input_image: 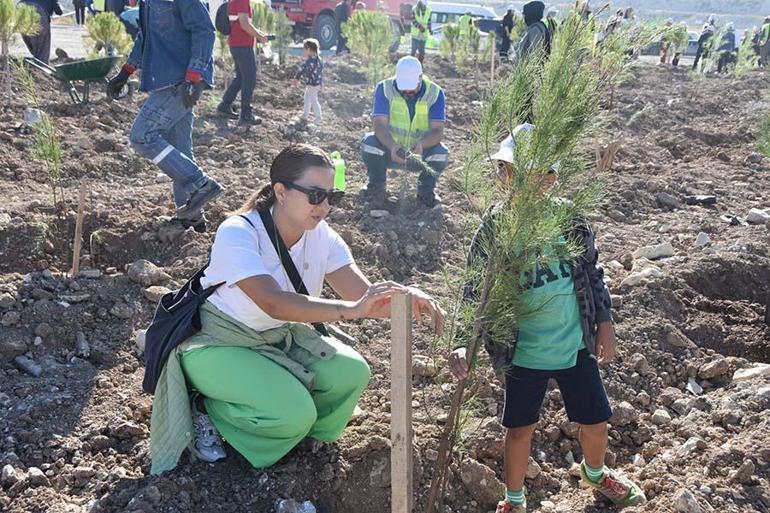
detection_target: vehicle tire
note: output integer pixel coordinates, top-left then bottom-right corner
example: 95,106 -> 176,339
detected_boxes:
315,13 -> 337,51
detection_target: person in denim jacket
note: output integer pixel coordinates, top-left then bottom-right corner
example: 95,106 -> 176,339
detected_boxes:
107,0 -> 223,233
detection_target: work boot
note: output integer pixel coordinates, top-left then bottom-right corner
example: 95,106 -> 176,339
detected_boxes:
216,105 -> 238,120
495,499 -> 526,513
238,115 -> 263,127
417,190 -> 441,208
176,179 -> 224,220
188,393 -> 227,463
580,463 -> 646,506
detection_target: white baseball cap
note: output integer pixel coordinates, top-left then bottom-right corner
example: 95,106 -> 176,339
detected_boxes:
395,56 -> 423,91
490,123 -> 534,163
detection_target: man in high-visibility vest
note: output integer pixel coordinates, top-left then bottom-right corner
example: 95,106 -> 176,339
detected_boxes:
411,0 -> 432,64
458,10 -> 474,37
360,56 -> 449,208
760,16 -> 770,65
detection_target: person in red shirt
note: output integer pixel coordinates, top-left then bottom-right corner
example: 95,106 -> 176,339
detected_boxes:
217,0 -> 269,126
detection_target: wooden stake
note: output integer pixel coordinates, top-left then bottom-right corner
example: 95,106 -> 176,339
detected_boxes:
70,182 -> 86,277
391,292 -> 413,513
490,36 -> 496,85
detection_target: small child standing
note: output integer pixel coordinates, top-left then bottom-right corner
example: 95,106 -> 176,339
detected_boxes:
293,38 -> 323,124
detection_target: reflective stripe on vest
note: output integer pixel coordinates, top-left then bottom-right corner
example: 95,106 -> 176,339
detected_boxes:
382,78 -> 441,148
411,6 -> 432,41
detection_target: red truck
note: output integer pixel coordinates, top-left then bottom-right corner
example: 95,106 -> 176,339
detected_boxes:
271,0 -> 414,51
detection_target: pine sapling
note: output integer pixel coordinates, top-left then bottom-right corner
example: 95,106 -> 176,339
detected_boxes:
85,12 -> 132,57
273,7 -> 293,67
0,0 -> 39,102
342,10 -> 392,87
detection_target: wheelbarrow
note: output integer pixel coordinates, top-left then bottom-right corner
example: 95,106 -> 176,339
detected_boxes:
23,56 -> 121,105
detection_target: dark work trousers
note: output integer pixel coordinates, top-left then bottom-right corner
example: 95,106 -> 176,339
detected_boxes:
500,36 -> 511,58
336,33 -> 349,55
220,46 -> 257,121
74,3 -> 86,24
21,3 -> 51,63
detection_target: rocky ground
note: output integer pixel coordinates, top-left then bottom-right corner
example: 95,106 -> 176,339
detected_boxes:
0,53 -> 768,513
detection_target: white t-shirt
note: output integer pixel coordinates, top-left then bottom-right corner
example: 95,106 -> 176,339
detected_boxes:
201,210 -> 355,332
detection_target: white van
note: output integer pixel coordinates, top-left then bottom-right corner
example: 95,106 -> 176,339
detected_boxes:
428,2 -> 498,26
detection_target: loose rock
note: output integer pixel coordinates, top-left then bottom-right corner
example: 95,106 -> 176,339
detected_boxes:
633,242 -> 675,260
460,458 -> 505,509
698,358 -> 729,380
127,259 -> 172,287
609,401 -> 638,427
674,489 -> 704,513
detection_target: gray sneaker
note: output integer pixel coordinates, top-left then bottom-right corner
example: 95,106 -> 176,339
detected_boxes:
176,179 -> 223,220
189,394 -> 226,463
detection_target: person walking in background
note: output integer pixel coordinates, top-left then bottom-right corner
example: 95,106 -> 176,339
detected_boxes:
293,38 -> 324,125
517,1 -> 551,61
73,0 -> 86,25
717,22 -> 737,74
410,0 -> 432,64
217,0 -> 269,126
760,16 -> 770,66
335,0 -> 351,55
20,0 -> 62,64
693,22 -> 714,71
500,5 -> 516,59
106,0 -> 222,233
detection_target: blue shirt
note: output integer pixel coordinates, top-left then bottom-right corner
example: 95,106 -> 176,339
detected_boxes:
127,0 -> 215,92
372,80 -> 446,122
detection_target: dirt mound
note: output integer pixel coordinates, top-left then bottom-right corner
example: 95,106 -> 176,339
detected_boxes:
1,56 -> 769,513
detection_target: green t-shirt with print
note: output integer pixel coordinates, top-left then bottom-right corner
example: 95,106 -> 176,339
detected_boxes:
512,250 -> 585,370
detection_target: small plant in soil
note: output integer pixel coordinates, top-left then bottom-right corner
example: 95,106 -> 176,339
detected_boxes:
85,12 -> 132,58
272,7 -> 293,67
0,0 -> 39,102
342,10 -> 393,87
14,60 -> 65,214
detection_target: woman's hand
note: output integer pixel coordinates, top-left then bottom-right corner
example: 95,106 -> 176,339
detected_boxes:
448,347 -> 470,381
408,287 -> 445,336
352,281 -> 409,319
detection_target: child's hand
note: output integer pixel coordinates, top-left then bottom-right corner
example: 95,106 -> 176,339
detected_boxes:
596,321 -> 616,365
448,347 -> 470,381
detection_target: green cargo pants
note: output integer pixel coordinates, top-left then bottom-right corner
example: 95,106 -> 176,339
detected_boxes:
180,337 -> 371,468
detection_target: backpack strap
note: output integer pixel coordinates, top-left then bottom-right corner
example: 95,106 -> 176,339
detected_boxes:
243,212 -> 330,337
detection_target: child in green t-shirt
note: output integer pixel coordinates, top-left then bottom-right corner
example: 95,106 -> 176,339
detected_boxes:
448,124 -> 645,513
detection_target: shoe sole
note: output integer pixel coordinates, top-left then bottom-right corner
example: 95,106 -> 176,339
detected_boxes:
176,183 -> 224,219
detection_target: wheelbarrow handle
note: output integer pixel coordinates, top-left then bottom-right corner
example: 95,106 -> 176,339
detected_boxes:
23,57 -> 58,76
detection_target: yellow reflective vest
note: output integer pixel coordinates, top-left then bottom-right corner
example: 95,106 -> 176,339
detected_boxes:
411,5 -> 432,41
93,0 -> 106,12
382,77 -> 441,148
458,14 -> 473,36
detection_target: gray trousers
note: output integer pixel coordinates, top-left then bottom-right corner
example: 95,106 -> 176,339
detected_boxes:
22,3 -> 51,64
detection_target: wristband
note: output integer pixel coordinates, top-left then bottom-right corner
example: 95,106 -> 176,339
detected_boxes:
122,64 -> 136,74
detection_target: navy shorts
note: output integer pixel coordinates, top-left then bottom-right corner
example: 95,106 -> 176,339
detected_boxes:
502,349 -> 612,428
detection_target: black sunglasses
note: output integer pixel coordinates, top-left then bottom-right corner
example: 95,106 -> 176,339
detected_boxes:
282,182 -> 345,206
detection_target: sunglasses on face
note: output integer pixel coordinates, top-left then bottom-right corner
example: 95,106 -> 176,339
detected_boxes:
282,182 -> 345,206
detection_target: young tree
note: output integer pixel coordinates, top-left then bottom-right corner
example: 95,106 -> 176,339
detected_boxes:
0,0 -> 39,101
342,10 -> 392,87
425,13 -> 613,512
273,6 -> 293,67
85,12 -> 132,57
439,23 -> 461,63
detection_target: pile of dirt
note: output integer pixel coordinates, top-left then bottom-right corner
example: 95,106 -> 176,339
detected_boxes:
0,56 -> 769,513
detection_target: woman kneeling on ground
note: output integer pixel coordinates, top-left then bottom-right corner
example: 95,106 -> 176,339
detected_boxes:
150,143 -> 443,474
